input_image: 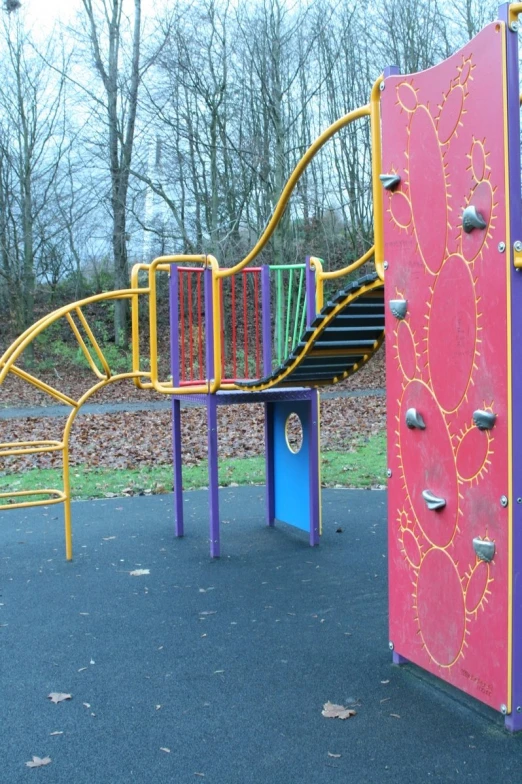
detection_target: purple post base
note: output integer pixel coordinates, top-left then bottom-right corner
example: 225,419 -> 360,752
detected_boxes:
264,401 -> 275,527
207,395 -> 220,557
172,398 -> 184,536
392,651 -> 408,666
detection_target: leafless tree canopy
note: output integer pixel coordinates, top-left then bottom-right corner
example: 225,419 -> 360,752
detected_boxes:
0,0 -> 499,345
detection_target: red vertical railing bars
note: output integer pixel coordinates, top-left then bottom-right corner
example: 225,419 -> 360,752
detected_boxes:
187,271 -> 194,379
179,269 -> 186,380
220,279 -> 226,379
231,275 -> 237,379
254,271 -> 260,376
176,266 -> 263,385
197,272 -> 203,376
243,271 -> 249,378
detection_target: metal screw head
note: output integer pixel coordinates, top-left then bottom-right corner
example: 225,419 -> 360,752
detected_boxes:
389,641 -> 394,651
383,261 -> 389,270
510,21 -> 519,32
517,706 -> 522,713
380,82 -> 385,91
501,704 -> 508,715
515,241 -> 522,252
498,242 -> 506,253
501,495 -> 509,508
387,468 -> 392,478
517,498 -> 522,505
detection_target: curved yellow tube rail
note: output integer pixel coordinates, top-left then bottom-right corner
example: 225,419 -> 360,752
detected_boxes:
371,76 -> 385,280
217,104 -> 371,279
310,245 -> 376,315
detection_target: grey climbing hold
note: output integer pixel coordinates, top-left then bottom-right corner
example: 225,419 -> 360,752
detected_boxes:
473,538 -> 495,563
380,173 -> 401,191
422,489 -> 446,511
462,205 -> 487,233
405,408 -> 426,430
473,410 -> 496,430
389,299 -> 407,319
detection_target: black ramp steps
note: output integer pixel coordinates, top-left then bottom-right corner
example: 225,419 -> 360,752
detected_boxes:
234,271 -> 385,391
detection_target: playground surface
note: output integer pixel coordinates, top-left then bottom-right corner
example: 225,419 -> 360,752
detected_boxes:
1,487 -> 521,783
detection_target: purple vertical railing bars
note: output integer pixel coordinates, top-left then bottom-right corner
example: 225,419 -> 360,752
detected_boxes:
261,265 -> 272,376
305,256 -> 317,327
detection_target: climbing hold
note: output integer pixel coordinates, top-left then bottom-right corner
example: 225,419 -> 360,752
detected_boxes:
462,205 -> 487,233
389,299 -> 408,319
473,410 -> 497,430
380,173 -> 401,191
421,489 -> 446,511
473,538 -> 495,563
405,408 -> 426,430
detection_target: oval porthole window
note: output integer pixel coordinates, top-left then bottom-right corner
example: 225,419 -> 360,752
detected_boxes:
285,412 -> 303,454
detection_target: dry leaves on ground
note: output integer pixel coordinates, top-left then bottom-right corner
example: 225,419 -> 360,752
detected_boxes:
0,395 -> 385,475
26,756 -> 51,768
48,693 -> 72,704
322,701 -> 357,719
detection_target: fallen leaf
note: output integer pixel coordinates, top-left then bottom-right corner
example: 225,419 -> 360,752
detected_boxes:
26,756 -> 51,768
160,747 -> 171,753
102,536 -> 116,541
77,667 -> 87,673
155,705 -> 162,710
129,569 -> 150,576
380,679 -> 390,684
48,693 -> 71,704
390,713 -> 401,719
328,752 -> 341,758
322,701 -> 356,719
83,703 -> 91,708
49,732 -> 63,736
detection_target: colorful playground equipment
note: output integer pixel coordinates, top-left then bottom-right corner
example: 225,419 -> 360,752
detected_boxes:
3,1 -> 522,730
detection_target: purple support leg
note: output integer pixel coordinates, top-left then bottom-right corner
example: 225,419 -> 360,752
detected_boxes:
499,2 -> 522,732
172,399 -> 184,536
264,402 -> 275,526
305,256 -> 316,328
169,268 -> 184,535
392,652 -> 408,666
261,266 -> 272,376
207,394 -> 220,557
308,390 -> 320,546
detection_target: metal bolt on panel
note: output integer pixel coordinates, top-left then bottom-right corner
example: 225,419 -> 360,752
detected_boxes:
498,242 -> 506,252
500,495 -> 509,508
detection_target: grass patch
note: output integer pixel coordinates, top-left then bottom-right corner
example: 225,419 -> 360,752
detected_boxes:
0,433 -> 387,504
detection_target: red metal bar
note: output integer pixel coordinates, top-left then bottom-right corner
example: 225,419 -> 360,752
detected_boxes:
220,279 -> 226,379
197,272 -> 203,376
179,269 -> 186,383
254,270 -> 260,376
231,276 -> 237,379
187,271 -> 194,380
243,271 -> 248,378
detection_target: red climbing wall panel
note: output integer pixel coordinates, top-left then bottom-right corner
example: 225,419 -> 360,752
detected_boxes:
382,22 -> 511,711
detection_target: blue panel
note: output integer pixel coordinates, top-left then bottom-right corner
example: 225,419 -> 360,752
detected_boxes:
273,400 -> 312,531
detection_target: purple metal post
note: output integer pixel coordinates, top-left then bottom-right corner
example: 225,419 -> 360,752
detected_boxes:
264,402 -> 275,526
169,270 -> 184,536
499,3 -> 522,732
305,256 -> 316,327
204,266 -> 214,387
207,394 -> 220,557
308,390 -> 320,546
204,263 -> 221,557
261,265 -> 272,376
392,652 -> 408,666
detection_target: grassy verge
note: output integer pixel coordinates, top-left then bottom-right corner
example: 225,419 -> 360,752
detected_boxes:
0,433 -> 386,504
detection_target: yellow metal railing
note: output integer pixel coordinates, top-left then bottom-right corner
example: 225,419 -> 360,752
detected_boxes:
1,75 -> 388,558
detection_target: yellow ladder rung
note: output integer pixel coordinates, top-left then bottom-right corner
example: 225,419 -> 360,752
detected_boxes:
0,488 -> 66,510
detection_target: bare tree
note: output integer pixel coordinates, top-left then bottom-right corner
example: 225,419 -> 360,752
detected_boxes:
80,0 -> 143,346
